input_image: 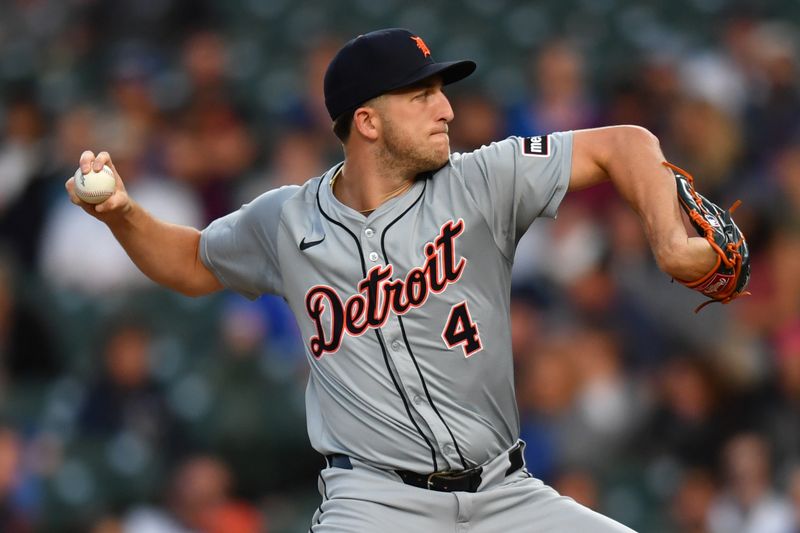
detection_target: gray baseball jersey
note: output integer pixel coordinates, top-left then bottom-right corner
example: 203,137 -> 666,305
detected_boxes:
201,132 -> 571,475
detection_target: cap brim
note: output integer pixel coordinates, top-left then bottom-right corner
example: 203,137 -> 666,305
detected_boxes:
391,60 -> 477,92
330,59 -> 477,121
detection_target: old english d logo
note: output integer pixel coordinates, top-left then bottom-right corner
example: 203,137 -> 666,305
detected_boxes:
411,36 -> 431,57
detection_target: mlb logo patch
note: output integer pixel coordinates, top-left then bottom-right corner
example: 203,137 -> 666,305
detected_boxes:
522,135 -> 549,157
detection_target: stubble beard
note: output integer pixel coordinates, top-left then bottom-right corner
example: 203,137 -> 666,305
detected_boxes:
379,116 -> 450,178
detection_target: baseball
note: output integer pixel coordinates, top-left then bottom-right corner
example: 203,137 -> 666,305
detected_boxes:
74,165 -> 116,204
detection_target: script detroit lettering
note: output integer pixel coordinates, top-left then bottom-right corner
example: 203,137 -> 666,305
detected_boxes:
305,219 -> 466,358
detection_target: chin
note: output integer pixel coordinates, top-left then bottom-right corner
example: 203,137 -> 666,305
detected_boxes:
421,154 -> 450,174
431,137 -> 450,157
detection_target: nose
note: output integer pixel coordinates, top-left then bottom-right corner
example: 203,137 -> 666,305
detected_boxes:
435,89 -> 454,123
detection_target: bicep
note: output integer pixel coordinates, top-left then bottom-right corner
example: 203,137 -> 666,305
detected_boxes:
568,126 -> 626,191
192,238 -> 224,296
170,225 -> 223,297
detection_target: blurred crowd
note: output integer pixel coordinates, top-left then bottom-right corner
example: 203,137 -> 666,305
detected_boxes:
1,0 -> 800,532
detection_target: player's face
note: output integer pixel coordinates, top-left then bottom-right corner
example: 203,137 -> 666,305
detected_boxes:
377,77 -> 454,173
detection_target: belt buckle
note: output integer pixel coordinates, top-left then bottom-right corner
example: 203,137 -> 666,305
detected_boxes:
426,467 -> 482,491
426,472 -> 438,490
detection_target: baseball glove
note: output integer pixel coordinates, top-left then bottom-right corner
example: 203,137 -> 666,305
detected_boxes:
665,161 -> 751,313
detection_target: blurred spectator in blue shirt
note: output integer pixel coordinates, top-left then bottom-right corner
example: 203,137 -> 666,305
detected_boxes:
78,320 -> 179,454
505,40 -> 597,137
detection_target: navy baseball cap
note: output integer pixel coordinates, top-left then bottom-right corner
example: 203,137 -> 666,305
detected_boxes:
324,28 -> 477,121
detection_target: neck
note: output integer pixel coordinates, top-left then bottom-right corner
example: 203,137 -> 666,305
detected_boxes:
333,154 -> 416,214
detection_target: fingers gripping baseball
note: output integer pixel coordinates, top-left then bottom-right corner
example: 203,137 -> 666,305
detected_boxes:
66,150 -> 130,217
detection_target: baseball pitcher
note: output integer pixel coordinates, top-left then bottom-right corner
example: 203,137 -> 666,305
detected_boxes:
66,28 -> 748,532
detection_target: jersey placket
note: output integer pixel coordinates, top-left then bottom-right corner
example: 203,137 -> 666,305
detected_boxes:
361,222 -> 463,471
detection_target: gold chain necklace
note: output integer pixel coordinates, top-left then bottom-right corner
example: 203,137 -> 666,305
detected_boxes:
331,169 -> 414,215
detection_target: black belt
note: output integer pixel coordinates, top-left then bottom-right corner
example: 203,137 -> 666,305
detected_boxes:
326,443 -> 525,493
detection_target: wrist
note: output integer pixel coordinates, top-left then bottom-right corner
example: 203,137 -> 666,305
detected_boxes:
656,237 -> 717,281
102,197 -> 136,228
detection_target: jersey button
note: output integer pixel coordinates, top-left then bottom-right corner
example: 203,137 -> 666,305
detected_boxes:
365,228 -> 374,237
443,444 -> 455,455
391,340 -> 401,351
413,395 -> 423,405
369,252 -> 379,262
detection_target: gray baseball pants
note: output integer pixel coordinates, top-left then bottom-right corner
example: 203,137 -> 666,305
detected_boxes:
309,442 -> 636,532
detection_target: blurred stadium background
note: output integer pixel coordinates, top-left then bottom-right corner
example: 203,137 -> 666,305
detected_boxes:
1,0 -> 800,531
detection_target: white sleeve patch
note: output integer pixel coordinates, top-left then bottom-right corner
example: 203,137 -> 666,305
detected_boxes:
521,135 -> 550,157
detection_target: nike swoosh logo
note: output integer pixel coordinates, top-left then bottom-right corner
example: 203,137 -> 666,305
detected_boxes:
299,236 -> 325,251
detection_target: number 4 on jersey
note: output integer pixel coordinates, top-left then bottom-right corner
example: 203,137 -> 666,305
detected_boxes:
442,301 -> 482,357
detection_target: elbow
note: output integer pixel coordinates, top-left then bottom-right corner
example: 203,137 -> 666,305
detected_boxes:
175,239 -> 221,297
615,125 -> 660,152
156,278 -> 207,298
176,285 -> 207,298
169,272 -> 220,298
592,125 -> 662,177
175,278 -> 220,298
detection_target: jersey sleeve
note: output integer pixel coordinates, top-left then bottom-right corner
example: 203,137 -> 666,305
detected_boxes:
455,131 -> 573,260
200,186 -> 298,300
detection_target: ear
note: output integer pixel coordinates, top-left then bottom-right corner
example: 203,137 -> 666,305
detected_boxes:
352,106 -> 380,141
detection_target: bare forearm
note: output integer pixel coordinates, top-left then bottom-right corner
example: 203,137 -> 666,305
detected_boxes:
106,200 -> 221,296
577,126 -> 716,280
67,150 -> 221,296
605,128 -> 686,261
612,128 -> 715,280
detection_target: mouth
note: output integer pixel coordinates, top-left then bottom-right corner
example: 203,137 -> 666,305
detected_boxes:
432,125 -> 449,137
